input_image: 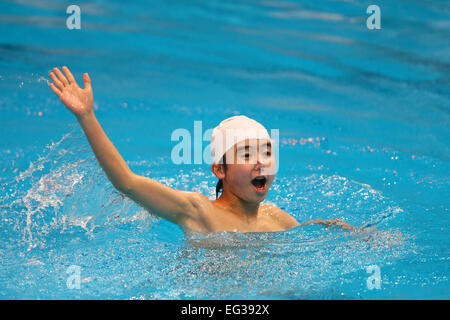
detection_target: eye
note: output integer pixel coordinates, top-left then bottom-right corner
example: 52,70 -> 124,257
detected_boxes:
265,152 -> 271,156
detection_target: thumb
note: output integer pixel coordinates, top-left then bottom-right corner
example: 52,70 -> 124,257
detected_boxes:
83,73 -> 91,90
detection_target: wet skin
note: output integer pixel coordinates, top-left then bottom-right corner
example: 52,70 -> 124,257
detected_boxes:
48,66 -> 354,234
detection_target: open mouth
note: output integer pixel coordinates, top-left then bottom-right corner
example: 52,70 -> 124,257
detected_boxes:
251,176 -> 267,192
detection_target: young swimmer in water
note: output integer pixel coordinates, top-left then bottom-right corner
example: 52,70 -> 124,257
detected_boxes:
48,66 -> 353,233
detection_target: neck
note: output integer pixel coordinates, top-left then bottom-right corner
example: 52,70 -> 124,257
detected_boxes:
214,189 -> 261,222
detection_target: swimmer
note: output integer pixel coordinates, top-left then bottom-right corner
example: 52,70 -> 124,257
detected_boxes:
48,66 -> 354,233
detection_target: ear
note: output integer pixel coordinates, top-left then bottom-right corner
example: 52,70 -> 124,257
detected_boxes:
211,163 -> 226,180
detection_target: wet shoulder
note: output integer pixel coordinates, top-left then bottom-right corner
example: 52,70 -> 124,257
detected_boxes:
174,192 -> 213,232
184,191 -> 213,215
259,204 -> 300,229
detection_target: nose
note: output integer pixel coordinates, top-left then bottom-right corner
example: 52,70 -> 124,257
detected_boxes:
255,157 -> 270,169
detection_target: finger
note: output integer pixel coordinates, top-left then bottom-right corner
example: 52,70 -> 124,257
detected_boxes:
49,82 -> 62,97
62,66 -> 78,86
49,72 -> 64,91
83,73 -> 91,90
53,67 -> 69,86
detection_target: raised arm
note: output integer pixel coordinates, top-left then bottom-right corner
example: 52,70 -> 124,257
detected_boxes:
48,66 -> 200,226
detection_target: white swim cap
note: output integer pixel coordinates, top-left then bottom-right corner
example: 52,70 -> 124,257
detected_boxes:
210,115 -> 271,164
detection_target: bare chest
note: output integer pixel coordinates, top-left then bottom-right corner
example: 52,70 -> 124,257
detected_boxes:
197,204 -> 286,233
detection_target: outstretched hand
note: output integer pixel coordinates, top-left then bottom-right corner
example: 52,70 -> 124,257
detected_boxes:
48,66 -> 93,118
302,218 -> 355,230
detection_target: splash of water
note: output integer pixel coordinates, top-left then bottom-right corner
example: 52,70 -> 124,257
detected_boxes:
0,129 -> 148,251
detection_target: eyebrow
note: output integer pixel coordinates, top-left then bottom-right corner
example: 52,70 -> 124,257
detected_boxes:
236,142 -> 272,152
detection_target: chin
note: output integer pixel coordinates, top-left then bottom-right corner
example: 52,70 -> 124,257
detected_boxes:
251,189 -> 270,202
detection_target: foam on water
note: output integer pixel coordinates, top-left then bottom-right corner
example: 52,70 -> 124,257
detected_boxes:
0,0 -> 448,299
0,129 -> 416,299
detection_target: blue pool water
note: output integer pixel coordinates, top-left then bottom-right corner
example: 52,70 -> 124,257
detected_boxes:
0,0 -> 449,299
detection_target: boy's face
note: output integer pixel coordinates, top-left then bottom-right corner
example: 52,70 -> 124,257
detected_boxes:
223,138 -> 275,202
